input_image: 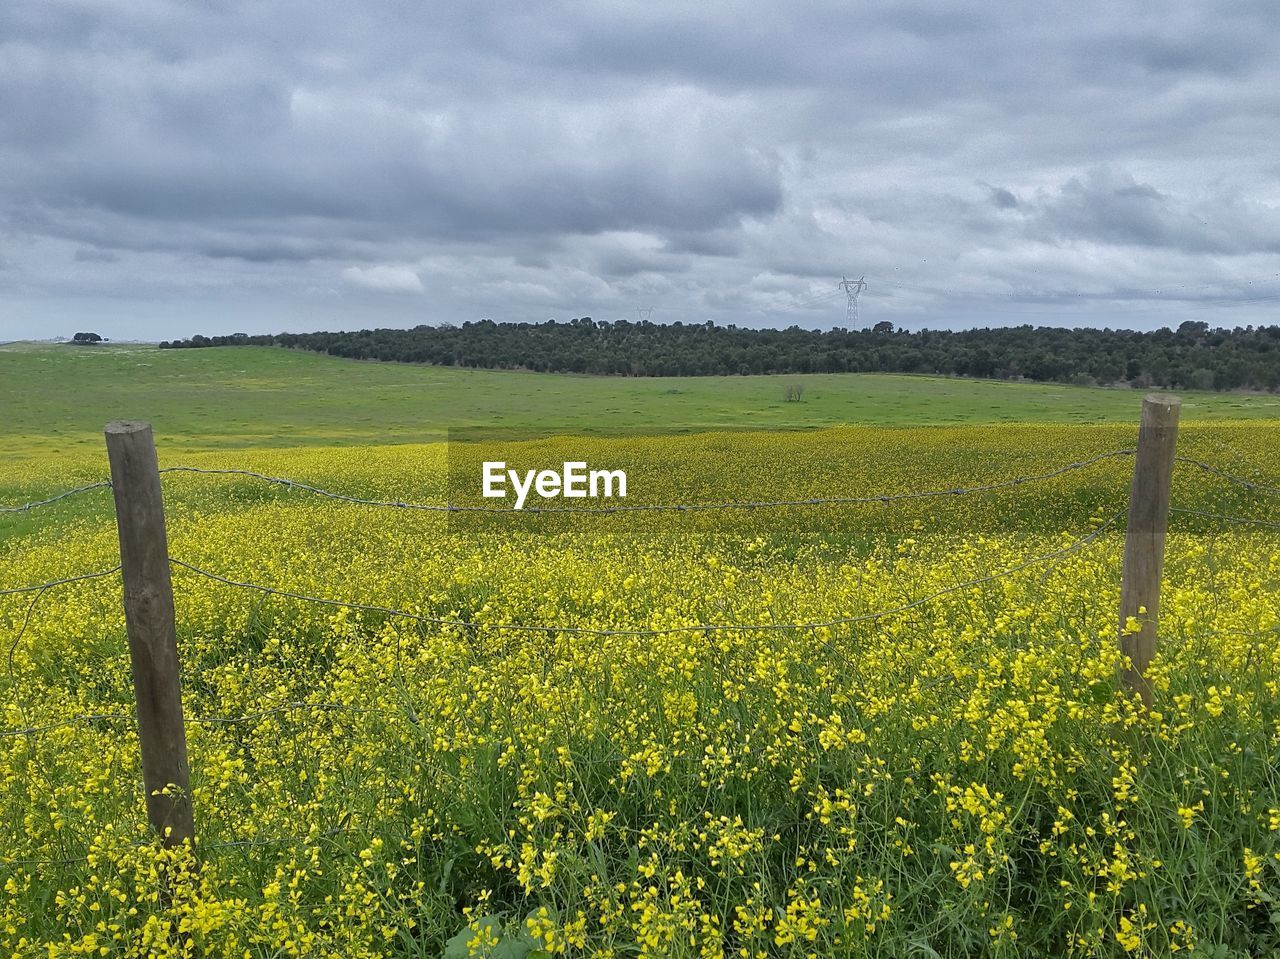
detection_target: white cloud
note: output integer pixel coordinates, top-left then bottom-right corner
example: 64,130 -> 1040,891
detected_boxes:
341,264 -> 424,294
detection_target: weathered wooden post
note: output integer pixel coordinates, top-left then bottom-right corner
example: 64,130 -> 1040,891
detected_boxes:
104,421 -> 195,848
1118,394 -> 1180,708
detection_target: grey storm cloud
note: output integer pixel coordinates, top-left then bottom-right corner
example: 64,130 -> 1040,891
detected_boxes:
1027,169 -> 1280,256
979,183 -> 1020,210
1,0 -> 1279,340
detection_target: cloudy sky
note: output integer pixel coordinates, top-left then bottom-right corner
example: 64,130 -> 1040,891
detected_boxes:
2,0 -> 1279,342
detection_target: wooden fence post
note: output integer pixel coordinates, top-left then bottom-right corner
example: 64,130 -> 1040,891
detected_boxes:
1118,394 -> 1181,708
105,421 -> 195,848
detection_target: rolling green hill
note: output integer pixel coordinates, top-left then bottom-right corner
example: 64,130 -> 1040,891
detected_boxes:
3,341 -> 1277,456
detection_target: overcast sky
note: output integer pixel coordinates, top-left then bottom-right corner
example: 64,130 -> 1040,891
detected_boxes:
2,0 -> 1279,342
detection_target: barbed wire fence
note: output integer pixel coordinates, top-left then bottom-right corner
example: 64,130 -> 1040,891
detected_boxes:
1,395 -> 1278,869
0,480 -> 112,515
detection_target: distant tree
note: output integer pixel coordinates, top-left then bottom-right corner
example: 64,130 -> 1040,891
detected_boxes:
1190,368 -> 1216,391
71,332 -> 103,344
872,321 -> 895,334
784,383 -> 805,402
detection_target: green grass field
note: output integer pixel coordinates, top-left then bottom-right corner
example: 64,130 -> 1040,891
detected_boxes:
4,341 -> 1278,457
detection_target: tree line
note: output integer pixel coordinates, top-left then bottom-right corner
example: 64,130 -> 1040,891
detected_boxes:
160,318 -> 1280,391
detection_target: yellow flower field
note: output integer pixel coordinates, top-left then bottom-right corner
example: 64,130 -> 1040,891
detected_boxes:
2,424 -> 1279,957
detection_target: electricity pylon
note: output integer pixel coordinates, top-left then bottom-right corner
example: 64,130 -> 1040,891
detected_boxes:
839,276 -> 867,326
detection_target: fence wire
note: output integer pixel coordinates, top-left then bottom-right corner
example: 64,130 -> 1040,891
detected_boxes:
167,514 -> 1120,640
1,513 -> 1121,743
1,449 -> 1135,526
0,481 -> 112,515
1175,456 -> 1280,495
158,449 -> 1136,514
0,823 -> 360,872
2,444 -> 1274,742
0,702 -> 403,740
0,712 -> 133,739
1170,507 -> 1280,531
0,566 -> 121,598
4,450 -> 1279,520
187,701 -> 400,726
3,448 -> 1279,871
